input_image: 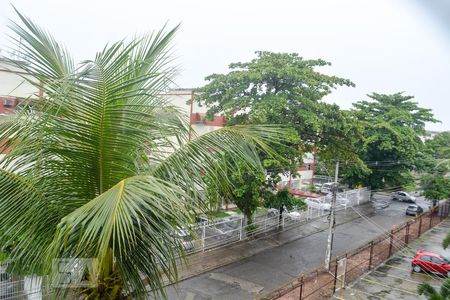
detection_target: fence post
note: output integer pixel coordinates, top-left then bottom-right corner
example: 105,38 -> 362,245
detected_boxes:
298,275 -> 303,300
405,222 -> 410,245
343,254 -> 348,288
333,258 -> 338,294
429,208 -> 433,229
388,230 -> 394,257
369,241 -> 374,270
418,215 -> 422,237
202,221 -> 206,251
239,217 -> 243,240
282,212 -> 285,228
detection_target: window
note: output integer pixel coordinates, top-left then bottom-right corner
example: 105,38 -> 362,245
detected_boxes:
420,255 -> 431,262
3,98 -> 15,108
431,257 -> 443,264
441,256 -> 450,264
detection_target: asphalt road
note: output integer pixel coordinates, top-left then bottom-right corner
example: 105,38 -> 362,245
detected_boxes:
160,194 -> 431,300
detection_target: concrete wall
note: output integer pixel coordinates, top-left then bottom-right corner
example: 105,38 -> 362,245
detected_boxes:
163,88 -> 224,137
0,59 -> 38,99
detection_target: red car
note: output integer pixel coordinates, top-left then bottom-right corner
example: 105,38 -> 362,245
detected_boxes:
411,250 -> 450,276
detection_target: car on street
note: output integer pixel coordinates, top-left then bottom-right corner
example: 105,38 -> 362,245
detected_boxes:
405,204 -> 423,216
412,250 -> 450,276
283,208 -> 303,220
267,208 -> 279,218
320,182 -> 334,194
169,226 -> 194,251
391,191 -> 416,203
305,198 -> 331,211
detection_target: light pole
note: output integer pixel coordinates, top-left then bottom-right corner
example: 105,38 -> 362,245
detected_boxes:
325,160 -> 339,270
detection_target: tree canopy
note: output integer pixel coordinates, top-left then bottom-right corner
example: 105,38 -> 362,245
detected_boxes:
344,92 -> 438,189
196,51 -> 362,180
425,132 -> 450,160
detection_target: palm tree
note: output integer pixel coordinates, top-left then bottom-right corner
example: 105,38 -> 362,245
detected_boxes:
418,279 -> 450,300
0,10 -> 282,299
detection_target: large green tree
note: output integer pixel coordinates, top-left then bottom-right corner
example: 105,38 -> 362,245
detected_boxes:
426,132 -> 450,160
0,12 -> 283,299
346,92 -> 438,189
196,51 -> 362,186
421,174 -> 450,206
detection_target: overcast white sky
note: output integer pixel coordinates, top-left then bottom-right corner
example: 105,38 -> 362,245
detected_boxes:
1,0 -> 449,131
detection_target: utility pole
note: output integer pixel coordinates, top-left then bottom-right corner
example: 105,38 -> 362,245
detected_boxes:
325,160 -> 339,270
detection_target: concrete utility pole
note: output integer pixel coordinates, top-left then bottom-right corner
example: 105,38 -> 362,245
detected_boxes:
325,160 -> 339,270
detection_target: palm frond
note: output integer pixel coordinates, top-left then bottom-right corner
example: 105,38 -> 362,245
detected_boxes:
418,282 -> 441,300
49,175 -> 192,299
440,278 -> 450,299
152,124 -> 285,203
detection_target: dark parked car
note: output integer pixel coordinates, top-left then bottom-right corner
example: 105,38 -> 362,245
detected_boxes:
391,191 -> 416,203
405,204 -> 423,216
168,226 -> 194,251
412,250 -> 450,276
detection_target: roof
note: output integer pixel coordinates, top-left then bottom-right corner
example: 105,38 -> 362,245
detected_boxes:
416,250 -> 441,257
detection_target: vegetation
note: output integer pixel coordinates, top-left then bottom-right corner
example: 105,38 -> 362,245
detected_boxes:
421,174 -> 450,206
198,51 -> 362,170
0,11 -> 284,299
0,252 -> 8,263
197,51 -> 363,211
422,131 -> 450,250
417,278 -> 450,300
263,188 -> 305,211
343,93 -> 438,189
206,210 -> 229,219
425,132 -> 450,160
206,157 -> 266,226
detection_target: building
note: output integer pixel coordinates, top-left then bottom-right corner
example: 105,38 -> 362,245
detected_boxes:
0,57 -> 37,113
162,88 -> 225,138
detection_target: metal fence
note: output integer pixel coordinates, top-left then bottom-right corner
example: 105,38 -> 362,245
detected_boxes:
258,200 -> 450,300
0,264 -> 49,300
190,188 -> 371,253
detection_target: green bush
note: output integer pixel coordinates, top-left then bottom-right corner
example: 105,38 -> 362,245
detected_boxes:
291,197 -> 307,210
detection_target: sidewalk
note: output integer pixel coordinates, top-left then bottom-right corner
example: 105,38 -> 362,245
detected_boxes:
334,218 -> 450,300
171,202 -> 375,284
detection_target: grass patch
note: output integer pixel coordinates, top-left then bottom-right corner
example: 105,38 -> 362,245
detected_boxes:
206,210 -> 229,219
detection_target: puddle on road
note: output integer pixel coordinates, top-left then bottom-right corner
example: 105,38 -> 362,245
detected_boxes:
373,265 -> 390,277
386,257 -> 404,265
367,289 -> 390,300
